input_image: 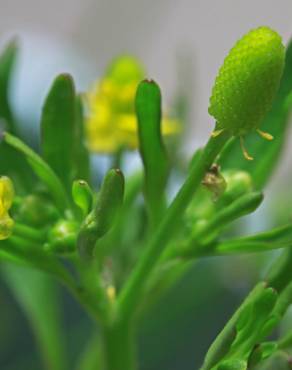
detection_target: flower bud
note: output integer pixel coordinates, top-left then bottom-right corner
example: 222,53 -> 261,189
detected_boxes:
72,179 -> 93,216
77,168 -> 124,259
217,170 -> 253,207
16,194 -> 58,227
45,219 -> 78,254
136,79 -> 169,220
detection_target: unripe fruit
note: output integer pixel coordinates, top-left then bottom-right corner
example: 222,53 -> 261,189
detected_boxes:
209,27 -> 285,159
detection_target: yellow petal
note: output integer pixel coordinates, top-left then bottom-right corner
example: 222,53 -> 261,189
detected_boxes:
0,176 -> 14,214
85,62 -> 180,153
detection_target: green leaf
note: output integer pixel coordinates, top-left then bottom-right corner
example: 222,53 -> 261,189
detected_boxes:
266,247 -> 292,292
227,288 -> 278,359
179,192 -> 264,258
72,179 -> 93,217
0,237 -> 73,282
1,264 -> 68,370
215,240 -> 291,256
214,224 -> 292,255
210,290 -> 278,369
200,323 -> 237,370
218,39 -> 292,189
248,341 -> 278,368
0,39 -> 18,133
0,40 -> 34,190
3,132 -> 69,211
201,283 -> 266,370
272,280 -> 292,318
0,245 -> 27,265
41,74 -> 80,190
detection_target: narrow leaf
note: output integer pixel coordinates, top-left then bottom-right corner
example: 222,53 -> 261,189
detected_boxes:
0,40 -> 34,189
2,264 -> 67,370
0,39 -> 18,133
41,74 -> 77,190
3,132 -> 69,211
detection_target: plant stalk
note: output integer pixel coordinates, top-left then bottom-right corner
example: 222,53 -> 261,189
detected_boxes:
118,131 -> 231,321
101,318 -> 136,370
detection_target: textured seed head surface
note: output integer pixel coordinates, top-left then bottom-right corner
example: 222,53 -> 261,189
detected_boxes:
209,26 -> 285,135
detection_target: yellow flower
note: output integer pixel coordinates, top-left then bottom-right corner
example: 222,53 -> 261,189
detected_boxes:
0,176 -> 14,240
85,55 -> 180,153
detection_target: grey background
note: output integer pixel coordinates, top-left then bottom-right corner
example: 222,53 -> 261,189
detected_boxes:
0,0 -> 291,141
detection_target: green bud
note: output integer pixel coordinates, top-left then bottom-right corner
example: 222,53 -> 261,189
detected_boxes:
183,192 -> 264,255
16,194 -> 59,227
186,196 -> 215,224
94,168 -> 125,233
136,79 -> 169,221
72,179 -> 93,216
46,219 -> 77,254
77,168 -> 124,259
209,27 -> 285,137
217,170 -> 253,207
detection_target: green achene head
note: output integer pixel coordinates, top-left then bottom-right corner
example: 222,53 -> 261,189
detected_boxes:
208,26 -> 285,159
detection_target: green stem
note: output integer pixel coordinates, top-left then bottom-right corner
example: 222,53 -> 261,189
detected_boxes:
73,259 -> 110,324
102,318 -> 136,370
13,222 -> 46,242
76,333 -> 101,370
118,131 -> 230,321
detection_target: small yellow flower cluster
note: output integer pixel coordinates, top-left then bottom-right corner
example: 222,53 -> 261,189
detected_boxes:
85,55 -> 179,153
0,176 -> 14,240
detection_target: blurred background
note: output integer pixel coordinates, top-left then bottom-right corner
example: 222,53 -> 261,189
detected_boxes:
1,0 -> 292,369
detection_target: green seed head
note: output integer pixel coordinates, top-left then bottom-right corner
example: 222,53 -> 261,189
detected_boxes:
209,26 -> 285,136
